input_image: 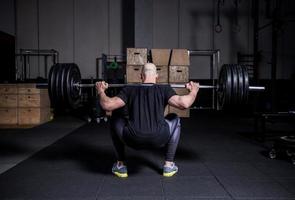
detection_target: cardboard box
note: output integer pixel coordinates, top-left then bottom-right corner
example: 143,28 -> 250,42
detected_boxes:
127,48 -> 147,65
170,49 -> 190,66
151,49 -> 171,65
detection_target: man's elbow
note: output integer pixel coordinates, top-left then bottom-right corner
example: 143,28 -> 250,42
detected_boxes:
182,103 -> 191,109
101,102 -> 114,111
178,102 -> 190,109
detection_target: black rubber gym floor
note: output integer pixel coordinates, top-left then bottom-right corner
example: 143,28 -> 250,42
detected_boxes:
0,112 -> 295,200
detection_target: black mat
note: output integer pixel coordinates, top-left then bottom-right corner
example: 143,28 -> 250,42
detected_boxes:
0,112 -> 294,200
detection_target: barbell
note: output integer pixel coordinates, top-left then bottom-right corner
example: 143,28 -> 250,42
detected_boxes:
40,63 -> 265,110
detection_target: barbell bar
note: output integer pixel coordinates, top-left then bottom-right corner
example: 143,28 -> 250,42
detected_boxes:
40,63 -> 265,110
74,83 -> 265,90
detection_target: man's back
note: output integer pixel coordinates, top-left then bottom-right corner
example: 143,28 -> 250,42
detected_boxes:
117,84 -> 176,135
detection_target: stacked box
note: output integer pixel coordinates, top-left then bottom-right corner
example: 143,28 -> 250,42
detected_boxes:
18,84 -> 51,125
151,49 -> 170,83
169,49 -> 190,83
0,83 -> 52,127
125,48 -> 190,118
126,48 -> 147,83
126,65 -> 143,83
168,49 -> 190,117
0,84 -> 18,124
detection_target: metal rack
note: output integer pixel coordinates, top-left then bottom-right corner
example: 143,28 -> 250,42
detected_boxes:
188,49 -> 220,110
15,49 -> 59,81
96,54 -> 126,82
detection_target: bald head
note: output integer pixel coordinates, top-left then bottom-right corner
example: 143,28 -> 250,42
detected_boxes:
142,63 -> 157,76
141,63 -> 158,83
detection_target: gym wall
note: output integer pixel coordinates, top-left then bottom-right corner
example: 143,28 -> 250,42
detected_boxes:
0,0 -> 15,36
1,0 -> 295,80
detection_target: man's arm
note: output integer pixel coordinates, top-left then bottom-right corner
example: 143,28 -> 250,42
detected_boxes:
168,81 -> 199,110
96,81 -> 126,111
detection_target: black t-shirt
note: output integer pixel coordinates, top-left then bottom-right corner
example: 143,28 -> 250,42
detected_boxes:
117,84 -> 176,136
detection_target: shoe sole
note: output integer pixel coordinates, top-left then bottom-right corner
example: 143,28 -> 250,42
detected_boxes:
113,171 -> 128,178
163,171 -> 177,177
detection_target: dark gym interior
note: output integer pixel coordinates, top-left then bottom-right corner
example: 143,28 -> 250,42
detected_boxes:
0,0 -> 295,199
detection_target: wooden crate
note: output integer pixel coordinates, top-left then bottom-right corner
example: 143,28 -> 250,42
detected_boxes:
169,66 -> 189,83
0,94 -> 18,107
156,66 -> 168,83
18,84 -> 41,94
18,91 -> 50,108
170,49 -> 190,66
0,108 -> 17,124
18,107 -> 52,125
0,84 -> 17,94
151,49 -> 171,65
127,48 -> 147,65
173,88 -> 189,95
126,65 -> 143,83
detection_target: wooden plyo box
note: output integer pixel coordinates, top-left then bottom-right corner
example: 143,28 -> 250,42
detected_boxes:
0,84 -> 18,108
18,108 -> 51,125
126,65 -> 143,83
156,66 -> 168,83
18,84 -> 51,125
170,49 -> 190,66
0,94 -> 18,107
0,83 -> 52,126
0,84 -> 18,125
151,49 -> 171,66
18,91 -> 50,107
0,108 -> 17,124
169,66 -> 189,83
0,84 -> 17,94
127,48 -> 147,65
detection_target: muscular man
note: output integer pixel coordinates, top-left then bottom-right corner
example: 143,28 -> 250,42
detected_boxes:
96,63 -> 198,178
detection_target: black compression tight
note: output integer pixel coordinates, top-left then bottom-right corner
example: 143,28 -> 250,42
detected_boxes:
164,113 -> 181,161
109,113 -> 181,162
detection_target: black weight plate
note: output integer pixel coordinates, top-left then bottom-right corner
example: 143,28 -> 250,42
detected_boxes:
55,64 -> 65,108
231,64 -> 238,105
218,64 -> 232,108
236,65 -> 244,104
48,64 -> 56,107
49,63 -> 61,108
218,65 -> 226,108
60,64 -> 70,107
62,64 -> 71,108
226,65 -> 233,106
66,63 -> 81,109
242,65 -> 249,104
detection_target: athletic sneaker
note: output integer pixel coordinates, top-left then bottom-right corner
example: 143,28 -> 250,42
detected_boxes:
112,163 -> 128,178
163,163 -> 178,177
